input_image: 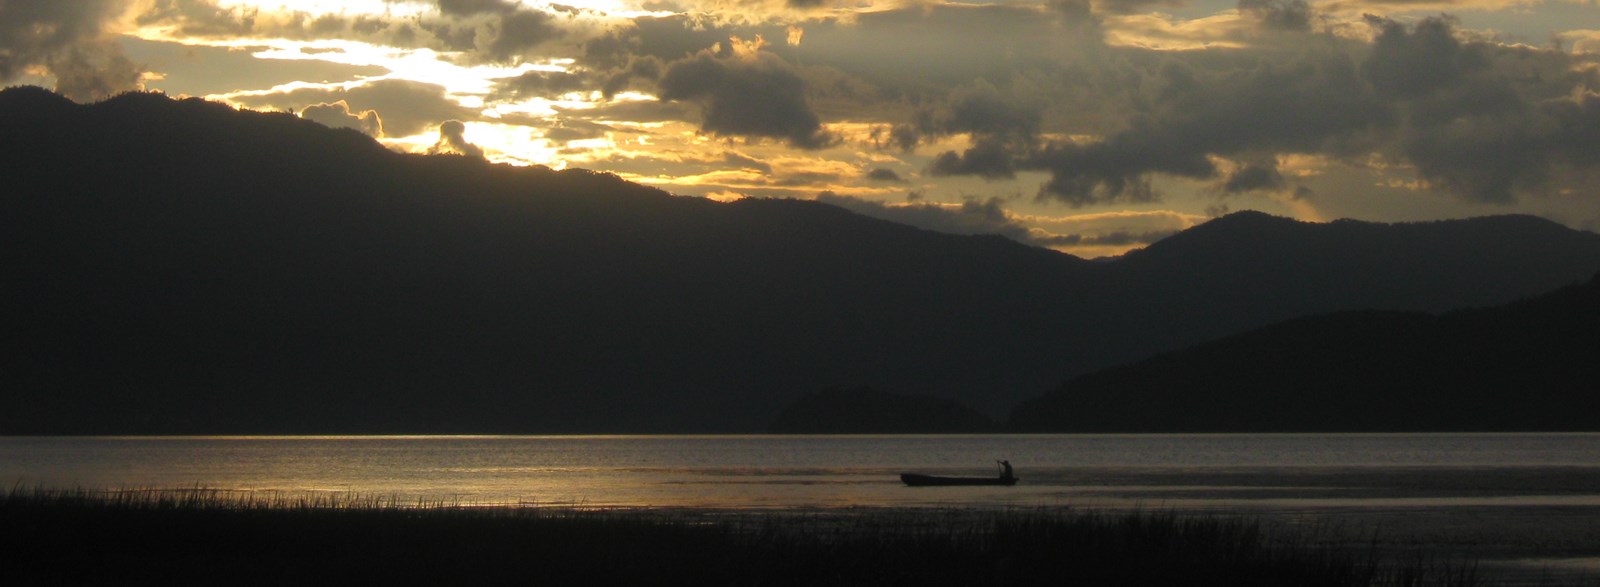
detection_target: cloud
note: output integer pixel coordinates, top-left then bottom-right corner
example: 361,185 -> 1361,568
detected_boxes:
494,70 -> 591,99
429,120 -> 485,159
816,192 -> 1039,244
141,0 -> 419,48
1012,49 -> 1390,205
137,0 -> 572,64
491,56 -> 663,103
0,1 -> 145,101
1557,30 -> 1600,55
300,100 -> 383,136
1368,16 -> 1600,202
929,138 -> 1022,180
917,15 -> 1584,207
224,79 -> 471,137
1238,0 -> 1314,32
16,0 -> 1595,224
1220,160 -> 1289,194
723,151 -> 773,174
558,98 -> 693,124
542,120 -> 613,142
914,81 -> 1049,180
479,8 -> 564,63
1401,87 -> 1600,203
438,0 -> 517,15
865,168 -> 905,183
1361,15 -> 1484,101
657,36 -> 835,149
815,192 -> 1189,254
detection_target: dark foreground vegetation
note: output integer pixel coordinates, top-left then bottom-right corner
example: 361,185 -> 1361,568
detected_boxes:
1,488 -> 1483,586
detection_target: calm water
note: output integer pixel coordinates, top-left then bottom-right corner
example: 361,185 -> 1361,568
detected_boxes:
10,433 -> 1600,582
4,433 -> 1600,509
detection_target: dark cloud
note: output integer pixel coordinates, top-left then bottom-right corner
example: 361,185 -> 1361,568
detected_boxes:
656,38 -> 835,149
865,168 -> 906,183
814,192 -> 1179,251
598,57 -> 663,99
578,4 -> 1105,147
542,120 -> 612,142
557,99 -> 693,124
551,4 -> 1599,212
1402,90 -> 1600,203
49,45 -> 144,103
300,100 -> 383,137
584,15 -> 739,70
774,171 -> 844,187
1068,53 -> 1383,201
872,124 -> 921,152
505,51 -> 662,102
141,0 -> 430,51
0,1 -> 144,101
797,4 -> 1100,90
438,0 -> 517,15
495,70 -> 591,99
424,1 -> 568,61
723,152 -> 772,174
429,120 -> 485,159
1087,0 -> 1183,16
816,193 -> 1037,244
137,0 -> 254,37
1221,160 -> 1287,194
1362,15 -> 1485,101
57,0 -> 1597,217
1238,0 -> 1314,32
228,79 -> 470,137
137,0 -> 564,63
929,138 -> 1020,180
483,9 -> 563,62
1368,16 -> 1600,202
920,82 -> 1047,179
919,47 -> 1391,206
932,82 -> 1043,140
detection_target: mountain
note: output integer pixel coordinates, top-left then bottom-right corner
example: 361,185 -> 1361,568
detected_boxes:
768,387 -> 998,433
1081,210 -> 1600,371
4,86 -> 1600,433
0,87 -> 1090,434
1009,273 -> 1600,432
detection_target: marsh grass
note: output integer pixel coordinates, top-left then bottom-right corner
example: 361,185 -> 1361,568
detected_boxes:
1,487 -> 1482,586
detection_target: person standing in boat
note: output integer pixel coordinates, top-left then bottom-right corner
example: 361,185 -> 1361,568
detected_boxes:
998,460 -> 1014,480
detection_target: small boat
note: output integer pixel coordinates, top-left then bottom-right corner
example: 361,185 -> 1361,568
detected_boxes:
900,473 -> 1018,487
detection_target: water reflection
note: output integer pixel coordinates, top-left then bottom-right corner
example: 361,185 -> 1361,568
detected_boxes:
6,434 -> 1600,508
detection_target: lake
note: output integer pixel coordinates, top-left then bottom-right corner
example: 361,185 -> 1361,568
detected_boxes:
9,431 -> 1600,585
6,433 -> 1600,582
5,433 -> 1600,508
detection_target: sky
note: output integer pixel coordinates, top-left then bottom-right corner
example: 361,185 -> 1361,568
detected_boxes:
3,0 -> 1598,257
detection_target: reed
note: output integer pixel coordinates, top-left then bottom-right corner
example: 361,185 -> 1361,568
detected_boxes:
0,486 -> 1483,586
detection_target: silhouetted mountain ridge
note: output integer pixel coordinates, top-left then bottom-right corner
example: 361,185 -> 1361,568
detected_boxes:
1010,273 -> 1600,432
4,87 -> 1600,433
1094,211 -> 1600,362
1,88 -> 1090,433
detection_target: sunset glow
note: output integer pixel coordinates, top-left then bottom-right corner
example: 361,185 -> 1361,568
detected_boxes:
7,0 -> 1600,256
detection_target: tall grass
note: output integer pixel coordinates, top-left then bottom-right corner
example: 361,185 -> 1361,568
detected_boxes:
0,487 -> 1482,586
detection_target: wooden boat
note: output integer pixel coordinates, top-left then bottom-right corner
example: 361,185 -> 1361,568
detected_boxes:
900,473 -> 1018,487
